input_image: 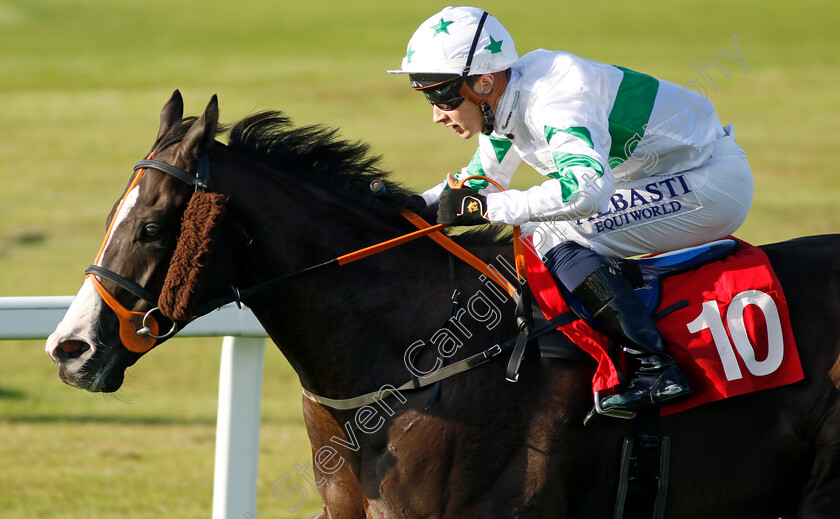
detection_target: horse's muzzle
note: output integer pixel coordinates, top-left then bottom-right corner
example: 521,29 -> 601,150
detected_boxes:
46,334 -> 125,392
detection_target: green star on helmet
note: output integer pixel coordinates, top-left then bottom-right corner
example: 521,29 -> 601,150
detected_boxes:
431,18 -> 454,36
405,45 -> 416,63
485,35 -> 503,54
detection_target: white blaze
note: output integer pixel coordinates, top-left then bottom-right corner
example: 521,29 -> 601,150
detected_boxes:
97,184 -> 140,266
46,184 -> 141,358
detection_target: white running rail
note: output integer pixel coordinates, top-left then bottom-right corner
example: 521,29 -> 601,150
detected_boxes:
0,296 -> 268,519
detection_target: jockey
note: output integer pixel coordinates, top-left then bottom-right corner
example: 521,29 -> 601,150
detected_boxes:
389,6 -> 754,413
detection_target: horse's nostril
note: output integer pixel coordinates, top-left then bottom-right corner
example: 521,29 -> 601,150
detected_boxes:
57,340 -> 90,361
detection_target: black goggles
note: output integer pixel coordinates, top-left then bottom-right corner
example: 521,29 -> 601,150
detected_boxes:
410,73 -> 466,111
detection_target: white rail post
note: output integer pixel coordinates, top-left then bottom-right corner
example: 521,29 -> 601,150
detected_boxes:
0,297 -> 270,518
212,336 -> 267,519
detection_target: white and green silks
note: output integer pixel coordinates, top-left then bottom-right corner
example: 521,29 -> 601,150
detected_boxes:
421,49 -> 726,230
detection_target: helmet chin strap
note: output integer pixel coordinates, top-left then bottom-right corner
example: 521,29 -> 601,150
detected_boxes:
479,102 -> 495,135
460,69 -> 510,135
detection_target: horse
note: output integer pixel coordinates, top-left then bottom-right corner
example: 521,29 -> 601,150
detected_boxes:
45,91 -> 840,518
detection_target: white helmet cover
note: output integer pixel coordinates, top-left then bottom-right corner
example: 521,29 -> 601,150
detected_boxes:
388,6 -> 518,76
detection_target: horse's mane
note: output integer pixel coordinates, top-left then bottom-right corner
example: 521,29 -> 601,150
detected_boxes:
224,111 -> 511,246
154,111 -> 510,246
227,112 -> 413,214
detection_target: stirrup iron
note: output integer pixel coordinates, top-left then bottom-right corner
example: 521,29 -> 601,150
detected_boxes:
593,390 -> 636,420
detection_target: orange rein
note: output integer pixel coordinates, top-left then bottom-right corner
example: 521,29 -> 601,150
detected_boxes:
87,162 -> 524,354
341,175 -> 527,299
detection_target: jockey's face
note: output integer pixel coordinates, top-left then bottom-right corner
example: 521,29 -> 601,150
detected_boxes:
431,97 -> 484,139
430,73 -> 497,139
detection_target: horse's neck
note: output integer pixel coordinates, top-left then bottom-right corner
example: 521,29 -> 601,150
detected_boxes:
252,224 -> 505,397
217,155 -> 514,397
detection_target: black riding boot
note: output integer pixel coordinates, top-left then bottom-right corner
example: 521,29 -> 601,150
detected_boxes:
573,264 -> 691,412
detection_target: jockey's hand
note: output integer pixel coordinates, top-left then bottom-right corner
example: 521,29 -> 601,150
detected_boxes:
446,172 -> 460,189
437,188 -> 489,226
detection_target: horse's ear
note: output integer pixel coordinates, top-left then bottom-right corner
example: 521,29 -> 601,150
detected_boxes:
177,94 -> 218,169
156,90 -> 184,144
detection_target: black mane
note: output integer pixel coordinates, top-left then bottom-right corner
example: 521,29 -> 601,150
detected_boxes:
226,112 -> 419,215
168,110 -> 510,245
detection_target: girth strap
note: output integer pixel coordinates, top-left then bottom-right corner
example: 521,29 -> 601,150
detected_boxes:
302,311 -> 575,410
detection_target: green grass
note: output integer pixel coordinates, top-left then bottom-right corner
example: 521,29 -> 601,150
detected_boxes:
0,0 -> 837,517
0,337 -> 319,518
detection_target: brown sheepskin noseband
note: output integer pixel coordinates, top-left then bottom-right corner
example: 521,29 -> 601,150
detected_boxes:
159,191 -> 228,321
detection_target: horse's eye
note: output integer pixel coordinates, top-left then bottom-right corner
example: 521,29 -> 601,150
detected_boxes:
143,224 -> 163,239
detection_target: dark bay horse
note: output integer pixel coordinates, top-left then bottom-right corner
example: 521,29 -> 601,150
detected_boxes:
46,91 -> 840,518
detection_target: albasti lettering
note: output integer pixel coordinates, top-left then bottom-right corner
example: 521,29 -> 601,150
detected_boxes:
595,201 -> 683,233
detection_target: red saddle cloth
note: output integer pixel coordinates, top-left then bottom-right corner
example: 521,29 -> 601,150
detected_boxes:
524,238 -> 804,416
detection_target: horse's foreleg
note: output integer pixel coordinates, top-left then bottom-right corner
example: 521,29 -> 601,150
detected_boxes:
301,396 -> 369,519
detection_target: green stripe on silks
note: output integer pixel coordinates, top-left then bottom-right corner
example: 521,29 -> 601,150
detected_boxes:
545,126 -> 595,150
608,66 -> 659,167
548,152 -> 604,202
544,126 -> 603,202
461,148 -> 489,190
445,137 -> 511,192
488,135 -> 513,163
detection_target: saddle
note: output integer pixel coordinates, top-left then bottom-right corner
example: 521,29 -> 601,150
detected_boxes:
568,239 -> 739,321
534,238 -> 739,362
302,204 -> 802,419
525,237 -> 804,416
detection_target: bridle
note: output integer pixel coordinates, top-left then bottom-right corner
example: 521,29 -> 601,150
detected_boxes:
84,154 -> 210,354
86,153 -> 530,373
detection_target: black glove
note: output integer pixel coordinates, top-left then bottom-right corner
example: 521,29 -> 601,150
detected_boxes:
437,188 -> 490,226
